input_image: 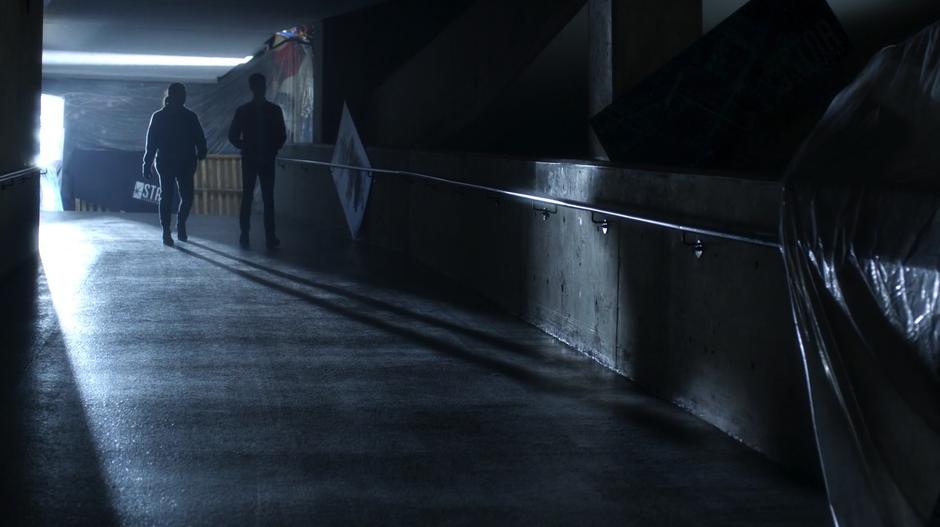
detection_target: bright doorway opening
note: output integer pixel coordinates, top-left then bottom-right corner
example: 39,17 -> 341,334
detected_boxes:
36,94 -> 65,211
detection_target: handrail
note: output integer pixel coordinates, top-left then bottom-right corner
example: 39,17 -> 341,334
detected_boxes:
0,166 -> 39,187
277,157 -> 781,249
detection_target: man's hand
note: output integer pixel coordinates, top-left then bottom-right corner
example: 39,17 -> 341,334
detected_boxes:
142,163 -> 153,180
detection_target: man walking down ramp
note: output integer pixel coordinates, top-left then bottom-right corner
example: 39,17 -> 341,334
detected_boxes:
143,83 -> 208,247
228,73 -> 287,250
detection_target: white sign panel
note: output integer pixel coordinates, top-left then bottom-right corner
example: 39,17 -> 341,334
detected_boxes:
132,180 -> 162,204
331,103 -> 373,239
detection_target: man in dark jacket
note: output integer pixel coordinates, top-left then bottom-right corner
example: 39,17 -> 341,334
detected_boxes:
143,83 -> 208,246
228,73 -> 287,249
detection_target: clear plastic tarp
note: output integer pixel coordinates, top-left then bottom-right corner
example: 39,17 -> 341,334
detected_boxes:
42,28 -> 314,210
44,34 -> 314,155
782,21 -> 940,527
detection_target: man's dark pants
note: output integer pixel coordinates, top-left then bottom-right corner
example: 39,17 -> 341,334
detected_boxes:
157,160 -> 195,231
240,156 -> 276,241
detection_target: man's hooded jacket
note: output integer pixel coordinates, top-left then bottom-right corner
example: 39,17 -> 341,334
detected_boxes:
144,98 -> 207,168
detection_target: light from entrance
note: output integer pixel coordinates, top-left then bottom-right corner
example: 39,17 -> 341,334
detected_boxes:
36,94 -> 66,212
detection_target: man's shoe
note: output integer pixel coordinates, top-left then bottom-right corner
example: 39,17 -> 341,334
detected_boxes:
266,237 -> 281,250
163,231 -> 174,247
239,233 -> 250,248
177,223 -> 188,242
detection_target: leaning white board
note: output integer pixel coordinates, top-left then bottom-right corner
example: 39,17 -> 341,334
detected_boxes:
330,103 -> 373,239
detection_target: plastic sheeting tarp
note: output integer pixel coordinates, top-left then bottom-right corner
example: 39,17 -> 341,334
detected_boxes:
43,37 -> 314,209
44,39 -> 314,155
782,22 -> 940,527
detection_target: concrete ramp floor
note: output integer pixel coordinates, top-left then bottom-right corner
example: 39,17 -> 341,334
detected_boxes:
0,212 -> 829,525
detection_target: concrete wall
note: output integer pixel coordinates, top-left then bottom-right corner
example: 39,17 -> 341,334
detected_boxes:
315,1 -> 940,162
0,174 -> 40,276
0,0 -> 42,175
0,0 -> 43,276
317,0 -> 589,157
446,5 -> 591,159
275,144 -> 819,478
365,0 -> 586,150
589,0 -> 702,159
316,1 -> 475,144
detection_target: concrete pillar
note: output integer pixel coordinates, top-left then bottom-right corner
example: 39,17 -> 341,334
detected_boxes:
0,0 -> 43,276
589,0 -> 702,159
0,0 -> 43,173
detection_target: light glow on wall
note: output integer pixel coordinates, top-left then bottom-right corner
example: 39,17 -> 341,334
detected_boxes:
43,51 -> 254,68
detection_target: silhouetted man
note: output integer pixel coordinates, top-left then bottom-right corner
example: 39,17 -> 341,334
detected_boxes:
228,73 -> 287,249
143,83 -> 207,246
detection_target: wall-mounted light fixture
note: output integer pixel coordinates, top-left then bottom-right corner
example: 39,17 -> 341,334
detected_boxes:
591,213 -> 609,235
681,232 -> 705,259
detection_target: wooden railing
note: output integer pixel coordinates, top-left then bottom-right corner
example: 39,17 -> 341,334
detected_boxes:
74,199 -> 110,212
195,155 -> 242,216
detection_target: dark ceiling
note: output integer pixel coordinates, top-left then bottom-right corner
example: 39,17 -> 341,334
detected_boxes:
43,0 -> 386,82
43,0 -> 940,83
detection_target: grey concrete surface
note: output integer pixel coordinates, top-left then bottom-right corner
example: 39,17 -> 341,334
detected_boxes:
276,144 -> 817,477
0,0 -> 42,176
0,0 -> 42,278
0,212 -> 828,525
365,0 -> 586,149
0,173 -> 40,277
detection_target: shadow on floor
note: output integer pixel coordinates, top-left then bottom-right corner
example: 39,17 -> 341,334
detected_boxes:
187,240 -> 575,363
175,242 -> 756,452
0,260 -> 119,526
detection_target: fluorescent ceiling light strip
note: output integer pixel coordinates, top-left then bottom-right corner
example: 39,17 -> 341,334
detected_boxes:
43,51 -> 253,67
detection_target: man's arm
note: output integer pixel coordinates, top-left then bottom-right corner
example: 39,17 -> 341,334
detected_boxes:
142,113 -> 159,178
228,107 -> 245,150
194,113 -> 208,160
274,105 -> 287,150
